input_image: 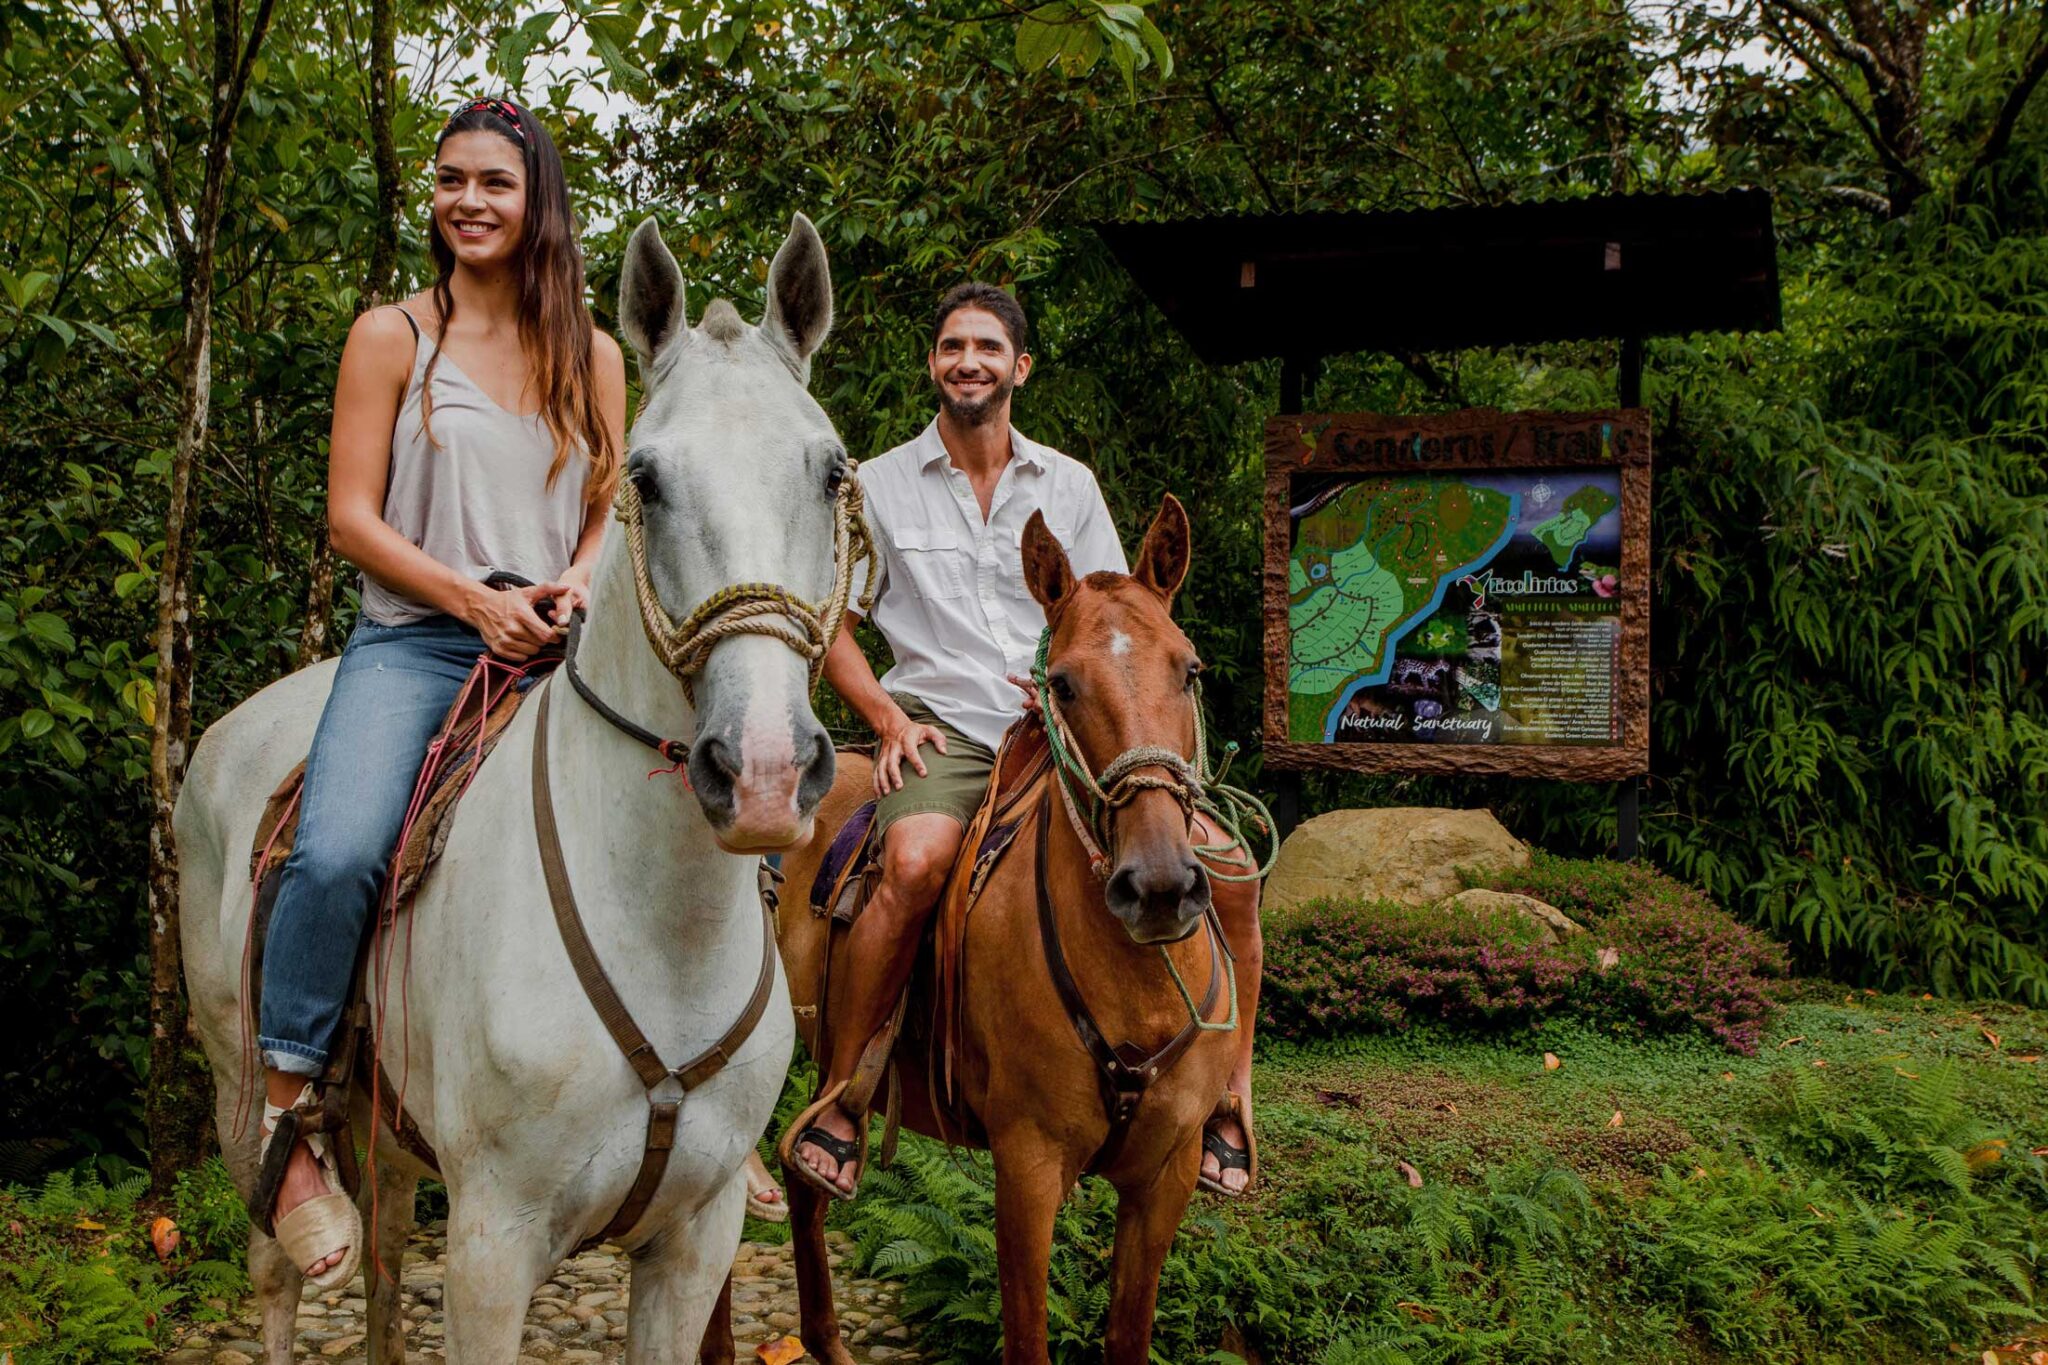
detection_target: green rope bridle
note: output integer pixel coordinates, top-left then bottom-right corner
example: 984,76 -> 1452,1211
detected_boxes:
614,468 -> 876,705
1030,625 -> 1279,1035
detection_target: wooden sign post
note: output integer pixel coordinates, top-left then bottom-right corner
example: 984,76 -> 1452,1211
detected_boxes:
1263,408 -> 1651,782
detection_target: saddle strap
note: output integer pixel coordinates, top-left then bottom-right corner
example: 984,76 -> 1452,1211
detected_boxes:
1032,792 -> 1224,1174
532,681 -> 779,1250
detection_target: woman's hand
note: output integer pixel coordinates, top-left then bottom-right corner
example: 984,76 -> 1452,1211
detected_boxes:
467,582 -> 563,661
874,707 -> 947,797
553,564 -> 593,626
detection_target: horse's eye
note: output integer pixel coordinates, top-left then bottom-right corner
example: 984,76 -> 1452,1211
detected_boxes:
1184,662 -> 1203,692
1050,673 -> 1075,703
627,457 -> 660,505
826,462 -> 847,497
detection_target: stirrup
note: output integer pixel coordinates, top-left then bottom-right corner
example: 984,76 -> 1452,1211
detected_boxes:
777,1079 -> 870,1204
1197,1089 -> 1258,1199
254,1082 -> 364,1289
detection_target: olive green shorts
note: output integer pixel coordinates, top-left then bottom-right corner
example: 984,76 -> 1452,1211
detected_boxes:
872,693 -> 996,841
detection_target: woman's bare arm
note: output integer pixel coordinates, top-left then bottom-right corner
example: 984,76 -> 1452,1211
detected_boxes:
326,307 -> 556,657
552,330 -> 629,623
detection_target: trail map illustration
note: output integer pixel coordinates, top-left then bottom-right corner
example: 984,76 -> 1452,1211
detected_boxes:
1287,469 -> 1623,745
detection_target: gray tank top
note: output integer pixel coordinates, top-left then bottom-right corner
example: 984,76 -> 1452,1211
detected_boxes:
360,307 -> 591,626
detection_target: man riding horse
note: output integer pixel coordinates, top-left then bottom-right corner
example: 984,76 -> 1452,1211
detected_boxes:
785,283 -> 1261,1200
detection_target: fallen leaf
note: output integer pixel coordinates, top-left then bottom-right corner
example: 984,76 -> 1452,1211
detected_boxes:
1314,1089 -> 1361,1108
1596,946 -> 1619,972
2032,1146 -> 2048,1157
1542,1052 -> 1562,1071
1863,989 -> 1878,996
149,1216 -> 180,1262
756,1337 -> 806,1365
5,1220 -> 22,1237
1964,1139 -> 2007,1172
1395,1301 -> 1436,1324
1812,1059 -> 1828,1068
1984,1028 -> 2003,1050
1805,1203 -> 1833,1222
2012,1055 -> 2041,1063
1777,1036 -> 1806,1049
73,1218 -> 104,1232
1983,1351 -> 1999,1365
1433,1101 -> 1459,1115
1873,1026 -> 1891,1033
1607,1110 -> 1625,1128
1922,993 -> 1934,1001
1397,1160 -> 1424,1188
1691,1165 -> 1709,1180
1894,1067 -> 1920,1079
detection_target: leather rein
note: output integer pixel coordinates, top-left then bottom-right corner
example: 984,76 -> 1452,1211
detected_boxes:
530,471 -> 874,1250
1032,789 -> 1231,1174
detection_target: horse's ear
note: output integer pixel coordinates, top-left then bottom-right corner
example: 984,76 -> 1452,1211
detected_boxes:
762,212 -> 833,382
1022,510 -> 1076,617
1132,493 -> 1191,603
620,217 -> 687,377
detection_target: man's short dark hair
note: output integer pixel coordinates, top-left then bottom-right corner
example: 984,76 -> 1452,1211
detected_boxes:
932,282 -> 1028,355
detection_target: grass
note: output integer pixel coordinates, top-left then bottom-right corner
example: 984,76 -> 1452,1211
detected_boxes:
839,989 -> 2048,1364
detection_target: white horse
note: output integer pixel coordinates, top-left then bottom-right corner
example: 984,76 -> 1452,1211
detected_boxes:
176,214 -> 849,1364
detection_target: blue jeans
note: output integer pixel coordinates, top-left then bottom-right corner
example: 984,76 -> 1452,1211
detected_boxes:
258,615 -> 490,1076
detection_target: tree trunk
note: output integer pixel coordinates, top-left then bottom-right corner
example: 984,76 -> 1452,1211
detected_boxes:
130,0 -> 280,1194
146,261 -> 216,1193
301,0 -> 400,669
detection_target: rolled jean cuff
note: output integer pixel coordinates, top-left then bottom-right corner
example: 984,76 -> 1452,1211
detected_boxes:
260,1038 -> 328,1077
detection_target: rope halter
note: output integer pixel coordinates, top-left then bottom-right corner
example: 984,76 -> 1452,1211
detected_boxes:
1031,627 -> 1276,887
614,464 -> 876,707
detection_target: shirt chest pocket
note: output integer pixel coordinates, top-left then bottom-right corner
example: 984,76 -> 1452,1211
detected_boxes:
891,524 -> 969,600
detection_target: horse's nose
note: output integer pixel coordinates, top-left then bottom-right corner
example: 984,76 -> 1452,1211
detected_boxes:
687,712 -> 826,852
1105,854 -> 1211,944
794,719 -> 834,815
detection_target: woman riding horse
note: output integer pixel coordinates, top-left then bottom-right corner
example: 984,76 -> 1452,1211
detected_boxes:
252,96 -> 625,1288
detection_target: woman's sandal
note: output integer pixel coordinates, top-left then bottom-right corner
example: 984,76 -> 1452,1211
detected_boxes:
1197,1089 -> 1258,1199
744,1152 -> 790,1224
776,1080 -> 870,1204
254,1083 -> 364,1290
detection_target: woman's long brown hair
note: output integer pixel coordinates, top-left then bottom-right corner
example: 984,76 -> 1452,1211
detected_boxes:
421,100 -> 617,504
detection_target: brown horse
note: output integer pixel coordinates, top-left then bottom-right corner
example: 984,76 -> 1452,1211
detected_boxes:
729,495 -> 1263,1365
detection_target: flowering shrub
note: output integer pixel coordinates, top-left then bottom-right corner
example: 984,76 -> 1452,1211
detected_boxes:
1260,898 -> 1584,1037
1260,856 -> 1788,1054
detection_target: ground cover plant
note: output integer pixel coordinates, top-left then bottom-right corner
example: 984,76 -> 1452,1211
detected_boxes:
842,993 -> 2048,1364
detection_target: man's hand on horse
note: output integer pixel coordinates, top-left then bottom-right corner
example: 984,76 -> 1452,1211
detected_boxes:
1007,673 -> 1041,716
474,583 -> 564,661
875,713 -> 947,796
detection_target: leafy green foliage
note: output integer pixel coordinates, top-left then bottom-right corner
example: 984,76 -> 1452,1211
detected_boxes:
0,1170 -> 175,1363
847,999 -> 2046,1363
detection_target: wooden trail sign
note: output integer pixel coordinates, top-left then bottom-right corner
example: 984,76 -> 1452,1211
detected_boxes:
1263,408 -> 1651,781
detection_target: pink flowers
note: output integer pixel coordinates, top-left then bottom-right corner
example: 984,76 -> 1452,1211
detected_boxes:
1261,858 -> 1787,1054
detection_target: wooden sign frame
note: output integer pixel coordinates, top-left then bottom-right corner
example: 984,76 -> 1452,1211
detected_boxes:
1262,408 -> 1651,781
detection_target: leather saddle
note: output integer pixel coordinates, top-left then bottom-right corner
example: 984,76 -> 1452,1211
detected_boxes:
243,646 -> 555,1175
803,717 -> 1053,1152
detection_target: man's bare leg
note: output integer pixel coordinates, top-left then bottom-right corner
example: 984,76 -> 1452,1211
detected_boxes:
263,1067 -> 350,1276
795,812 -> 964,1194
1197,815 -> 1264,1196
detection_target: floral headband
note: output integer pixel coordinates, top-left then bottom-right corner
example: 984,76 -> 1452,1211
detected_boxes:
443,96 -> 527,145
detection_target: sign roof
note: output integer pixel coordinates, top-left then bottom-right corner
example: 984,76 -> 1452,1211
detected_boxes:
1092,189 -> 1779,364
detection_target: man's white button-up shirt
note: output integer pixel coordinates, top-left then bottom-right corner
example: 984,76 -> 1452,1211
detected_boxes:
851,418 -> 1127,752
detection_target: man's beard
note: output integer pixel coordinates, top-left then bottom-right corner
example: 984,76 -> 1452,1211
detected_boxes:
937,370 -> 1015,427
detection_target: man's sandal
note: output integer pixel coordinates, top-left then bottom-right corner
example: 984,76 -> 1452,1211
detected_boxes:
253,1083 -> 363,1289
1197,1090 -> 1258,1199
777,1080 -> 870,1203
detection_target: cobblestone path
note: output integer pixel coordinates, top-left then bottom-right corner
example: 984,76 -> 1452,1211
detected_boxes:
159,1226 -> 919,1364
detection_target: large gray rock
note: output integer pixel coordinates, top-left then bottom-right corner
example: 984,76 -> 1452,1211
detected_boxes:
1442,888 -> 1584,944
1263,807 -> 1530,915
